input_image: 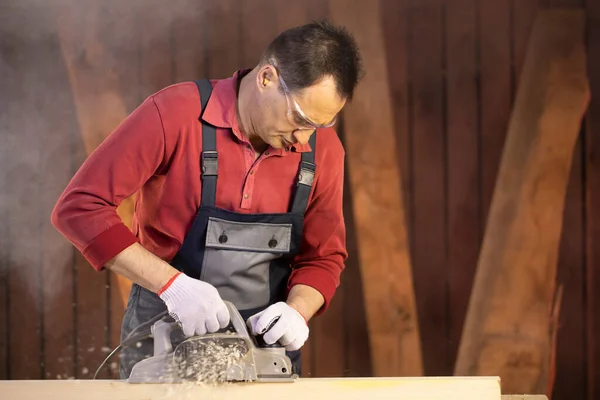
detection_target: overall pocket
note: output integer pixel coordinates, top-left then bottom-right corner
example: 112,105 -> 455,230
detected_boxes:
201,217 -> 292,310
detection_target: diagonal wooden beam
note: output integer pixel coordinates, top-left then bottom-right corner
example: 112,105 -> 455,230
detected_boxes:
454,9 -> 589,394
328,0 -> 423,377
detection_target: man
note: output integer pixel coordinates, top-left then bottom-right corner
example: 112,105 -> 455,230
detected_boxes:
51,20 -> 364,378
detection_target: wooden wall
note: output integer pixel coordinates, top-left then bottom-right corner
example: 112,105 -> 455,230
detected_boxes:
0,0 -> 599,399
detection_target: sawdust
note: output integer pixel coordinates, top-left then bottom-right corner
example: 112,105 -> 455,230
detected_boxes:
152,336 -> 249,400
171,337 -> 248,385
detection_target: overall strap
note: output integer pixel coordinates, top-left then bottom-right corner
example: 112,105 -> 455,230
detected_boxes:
290,132 -> 317,214
194,79 -> 218,208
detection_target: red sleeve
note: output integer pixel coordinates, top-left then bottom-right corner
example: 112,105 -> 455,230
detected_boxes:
51,96 -> 166,270
287,136 -> 348,314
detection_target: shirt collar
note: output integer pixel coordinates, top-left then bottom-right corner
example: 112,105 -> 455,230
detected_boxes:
201,69 -> 312,154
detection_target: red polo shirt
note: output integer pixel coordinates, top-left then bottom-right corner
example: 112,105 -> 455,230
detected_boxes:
51,69 -> 347,312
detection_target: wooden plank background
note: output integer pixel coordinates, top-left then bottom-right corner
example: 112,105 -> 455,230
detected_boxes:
0,0 -> 598,399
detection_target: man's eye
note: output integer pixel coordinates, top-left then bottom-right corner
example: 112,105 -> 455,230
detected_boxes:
293,112 -> 309,127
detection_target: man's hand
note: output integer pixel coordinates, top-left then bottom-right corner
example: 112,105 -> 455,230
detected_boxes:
158,272 -> 230,337
104,243 -> 230,337
246,302 -> 309,351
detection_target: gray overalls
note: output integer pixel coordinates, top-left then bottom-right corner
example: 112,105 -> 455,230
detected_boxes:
119,79 -> 317,379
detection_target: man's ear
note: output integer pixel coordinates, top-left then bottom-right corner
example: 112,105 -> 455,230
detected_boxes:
257,65 -> 276,91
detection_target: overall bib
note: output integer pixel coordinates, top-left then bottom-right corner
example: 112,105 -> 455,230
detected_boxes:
119,79 -> 316,379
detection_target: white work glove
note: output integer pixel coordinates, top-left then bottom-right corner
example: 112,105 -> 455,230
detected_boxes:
158,272 -> 230,337
246,302 -> 309,351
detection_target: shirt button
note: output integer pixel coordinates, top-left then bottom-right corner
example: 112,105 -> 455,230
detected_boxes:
244,194 -> 249,199
285,147 -> 290,152
249,170 -> 254,175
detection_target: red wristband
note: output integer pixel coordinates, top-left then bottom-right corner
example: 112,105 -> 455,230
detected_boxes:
158,272 -> 182,296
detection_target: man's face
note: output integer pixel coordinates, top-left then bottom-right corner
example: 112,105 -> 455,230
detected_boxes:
253,63 -> 346,150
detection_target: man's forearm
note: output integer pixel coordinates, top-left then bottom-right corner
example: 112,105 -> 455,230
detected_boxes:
286,284 -> 325,322
104,242 -> 180,293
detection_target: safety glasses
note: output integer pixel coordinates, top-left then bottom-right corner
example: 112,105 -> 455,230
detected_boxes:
269,58 -> 337,130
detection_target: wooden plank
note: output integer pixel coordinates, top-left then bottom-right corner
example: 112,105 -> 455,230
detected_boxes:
585,1 -> 600,399
444,0 -> 481,373
407,0 -> 448,376
454,9 -> 589,395
510,6 -> 589,397
0,376 -> 503,400
512,3 -> 588,399
328,0 -> 423,377
479,0 -> 512,223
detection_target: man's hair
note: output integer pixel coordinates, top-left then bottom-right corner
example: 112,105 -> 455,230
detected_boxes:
260,20 -> 364,101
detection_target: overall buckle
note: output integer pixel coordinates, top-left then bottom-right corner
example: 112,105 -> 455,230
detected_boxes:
201,151 -> 218,176
297,161 -> 315,187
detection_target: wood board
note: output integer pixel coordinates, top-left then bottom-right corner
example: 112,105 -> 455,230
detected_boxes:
453,8 -> 589,394
0,376 -> 514,400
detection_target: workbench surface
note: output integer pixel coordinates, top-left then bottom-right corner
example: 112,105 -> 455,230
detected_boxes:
0,376 -> 547,400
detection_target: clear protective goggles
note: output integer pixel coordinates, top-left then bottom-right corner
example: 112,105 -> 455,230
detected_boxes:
269,58 -> 338,130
